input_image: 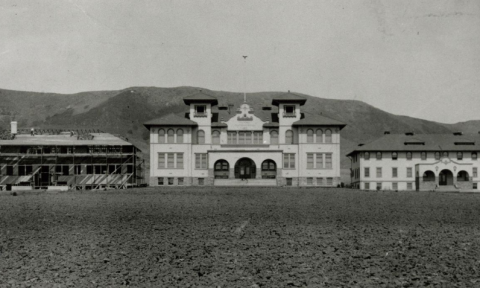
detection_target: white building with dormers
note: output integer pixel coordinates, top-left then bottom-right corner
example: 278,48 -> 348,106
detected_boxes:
144,91 -> 346,186
347,132 -> 480,191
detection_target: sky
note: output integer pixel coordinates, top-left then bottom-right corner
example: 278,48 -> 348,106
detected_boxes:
0,0 -> 479,124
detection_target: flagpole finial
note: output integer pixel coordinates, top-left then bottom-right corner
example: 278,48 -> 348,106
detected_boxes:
242,56 -> 247,103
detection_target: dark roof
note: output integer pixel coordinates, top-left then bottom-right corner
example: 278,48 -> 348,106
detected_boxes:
263,122 -> 279,128
183,91 -> 218,105
0,133 -> 132,146
271,92 -> 307,106
211,122 -> 228,128
143,113 -> 198,127
292,112 -> 346,129
347,133 -> 480,156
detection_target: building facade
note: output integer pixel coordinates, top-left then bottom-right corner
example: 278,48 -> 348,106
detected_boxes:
0,124 -> 144,191
348,132 -> 479,191
144,91 -> 346,186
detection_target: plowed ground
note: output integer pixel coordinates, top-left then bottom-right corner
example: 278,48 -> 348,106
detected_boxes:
1,188 -> 480,287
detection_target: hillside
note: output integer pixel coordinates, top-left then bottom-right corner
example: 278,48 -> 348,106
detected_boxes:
0,86 -> 477,170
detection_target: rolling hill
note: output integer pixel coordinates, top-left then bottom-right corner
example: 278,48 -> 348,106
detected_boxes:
0,87 -> 477,171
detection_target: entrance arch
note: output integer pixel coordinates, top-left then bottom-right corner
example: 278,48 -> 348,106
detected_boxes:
214,160 -> 229,179
261,159 -> 277,179
439,169 -> 453,186
235,158 -> 256,179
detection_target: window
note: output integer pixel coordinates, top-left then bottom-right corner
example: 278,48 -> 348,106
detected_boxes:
473,152 -> 478,160
253,132 -> 263,144
228,131 -> 237,144
270,130 -> 278,145
315,129 -> 323,143
195,153 -> 208,169
178,178 -> 184,185
392,152 -> 398,160
283,153 -> 295,169
392,182 -> 398,190
407,182 -> 413,190
376,182 -> 382,190
56,165 -> 69,176
457,152 -> 463,160
326,177 -> 333,186
407,167 -> 413,178
442,151 -> 449,157
376,167 -> 382,178
325,129 -> 332,143
392,167 -> 398,178
245,131 -> 252,144
212,130 -> 220,145
376,152 -> 382,160
434,152 -> 440,160
86,165 -> 93,174
316,153 -> 324,169
198,178 -> 205,185
176,153 -> 184,169
167,154 -> 175,169
364,167 -> 370,178
473,168 -> 477,178
364,182 -> 370,190
286,178 -> 292,186
127,165 -> 133,174
238,131 -> 246,144
177,129 -> 184,143
317,177 -> 323,186
457,171 -> 469,181
306,129 -> 314,143
285,130 -> 294,144
421,152 -> 427,160
158,129 -> 165,143
74,165 -> 82,175
167,177 -> 174,185
284,105 -> 295,116
195,105 -> 206,116
167,129 -> 175,143
325,154 -> 332,169
307,178 -> 313,185
158,153 -> 183,169
364,152 -> 370,160
197,130 -> 205,144
18,165 -> 33,176
307,153 -> 314,169
406,152 -> 412,160
158,153 -> 165,169
307,153 -> 325,169
158,177 -> 164,185
474,183 -> 478,189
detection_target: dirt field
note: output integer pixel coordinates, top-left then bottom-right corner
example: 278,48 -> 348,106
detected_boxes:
1,188 -> 480,287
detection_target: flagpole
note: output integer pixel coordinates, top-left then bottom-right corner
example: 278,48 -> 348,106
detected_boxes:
243,56 -> 247,103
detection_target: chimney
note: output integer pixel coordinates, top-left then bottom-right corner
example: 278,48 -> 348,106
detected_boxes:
11,121 -> 17,134
384,131 -> 390,135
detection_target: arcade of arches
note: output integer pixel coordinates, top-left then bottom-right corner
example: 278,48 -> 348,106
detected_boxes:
213,158 -> 277,179
419,168 -> 472,190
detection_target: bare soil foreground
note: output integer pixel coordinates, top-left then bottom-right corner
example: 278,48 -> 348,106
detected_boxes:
1,188 -> 480,287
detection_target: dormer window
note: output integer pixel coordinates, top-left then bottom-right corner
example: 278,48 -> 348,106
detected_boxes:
195,105 -> 207,117
283,105 -> 296,117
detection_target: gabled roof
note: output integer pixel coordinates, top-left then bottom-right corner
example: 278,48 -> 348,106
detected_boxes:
0,133 -> 132,146
292,113 -> 346,129
271,92 -> 307,106
143,113 -> 197,128
347,133 -> 480,157
183,91 -> 218,105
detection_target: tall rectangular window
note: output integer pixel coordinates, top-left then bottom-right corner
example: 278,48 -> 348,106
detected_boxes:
158,153 -> 166,169
283,153 -> 295,169
195,153 -> 208,169
316,177 -> 323,186
376,182 -> 382,190
473,167 -> 477,178
245,132 -> 252,144
421,152 -> 427,160
158,177 -> 164,185
364,182 -> 370,190
407,167 -> 413,178
307,178 -> 313,185
307,153 -> 314,169
176,153 -> 184,169
253,132 -> 263,144
75,165 -> 82,175
326,177 -> 333,186
376,167 -> 382,178
392,167 -> 398,178
178,178 -> 184,185
364,167 -> 370,178
407,182 -> 413,190
238,131 -> 246,144
392,182 -> 398,190
325,153 -> 332,169
227,132 -> 237,144
316,153 -> 324,169
167,153 -> 175,168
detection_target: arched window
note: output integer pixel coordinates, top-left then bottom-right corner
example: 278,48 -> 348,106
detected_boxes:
392,152 -> 398,160
421,152 -> 427,160
306,129 -> 314,143
457,171 -> 469,181
406,152 -> 412,160
434,152 -> 440,160
158,129 -> 165,143
212,130 -> 220,144
285,130 -> 293,144
457,152 -> 463,160
167,129 -> 175,144
176,129 -> 184,143
315,129 -> 323,143
197,130 -> 205,144
376,152 -> 382,160
423,171 -> 435,182
261,160 -> 277,179
364,152 -> 370,160
473,152 -> 478,160
270,130 -> 278,145
442,151 -> 449,157
214,160 -> 229,179
325,129 -> 332,143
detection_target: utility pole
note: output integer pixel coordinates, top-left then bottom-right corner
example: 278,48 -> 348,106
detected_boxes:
242,55 -> 247,103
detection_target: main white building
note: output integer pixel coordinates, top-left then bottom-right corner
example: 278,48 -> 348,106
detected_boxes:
144,91 -> 345,186
348,132 -> 479,191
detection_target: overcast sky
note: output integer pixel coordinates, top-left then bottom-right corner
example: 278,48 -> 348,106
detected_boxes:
1,0 -> 479,123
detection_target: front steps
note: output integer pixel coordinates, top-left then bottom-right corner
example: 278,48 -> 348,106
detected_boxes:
214,179 -> 277,186
434,185 -> 458,192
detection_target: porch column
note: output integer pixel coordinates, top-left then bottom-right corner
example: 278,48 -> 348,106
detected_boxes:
229,168 -> 235,179
256,168 -> 261,179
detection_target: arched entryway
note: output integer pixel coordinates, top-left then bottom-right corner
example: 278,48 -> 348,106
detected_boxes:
422,170 -> 435,182
235,158 -> 256,179
214,160 -> 229,179
261,159 -> 277,179
457,170 -> 469,182
439,169 -> 453,186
